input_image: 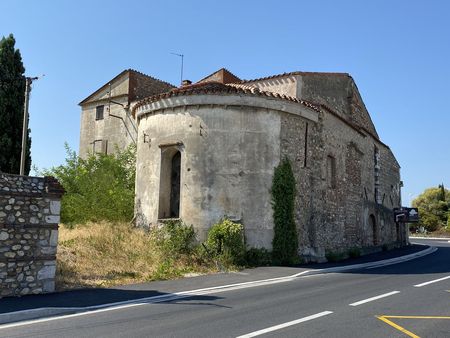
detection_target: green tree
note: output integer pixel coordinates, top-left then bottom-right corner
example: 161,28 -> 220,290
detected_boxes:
271,158 -> 298,265
0,34 -> 31,174
412,186 -> 450,232
41,144 -> 136,224
438,183 -> 446,201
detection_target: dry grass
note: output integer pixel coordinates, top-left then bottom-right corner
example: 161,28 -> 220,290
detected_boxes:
56,221 -> 216,290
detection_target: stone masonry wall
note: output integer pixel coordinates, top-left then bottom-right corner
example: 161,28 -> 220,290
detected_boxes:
0,174 -> 64,298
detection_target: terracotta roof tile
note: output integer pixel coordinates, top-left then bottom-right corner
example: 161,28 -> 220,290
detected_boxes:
132,82 -> 321,115
79,69 -> 175,106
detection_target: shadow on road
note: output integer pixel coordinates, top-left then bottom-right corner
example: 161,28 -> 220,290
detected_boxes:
0,288 -> 224,314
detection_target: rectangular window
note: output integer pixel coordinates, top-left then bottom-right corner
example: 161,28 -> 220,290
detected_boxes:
327,155 -> 336,189
93,139 -> 108,154
96,105 -> 104,120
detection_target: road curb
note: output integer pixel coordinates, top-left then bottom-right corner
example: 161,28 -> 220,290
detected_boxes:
303,244 -> 436,276
0,244 -> 436,326
410,236 -> 450,240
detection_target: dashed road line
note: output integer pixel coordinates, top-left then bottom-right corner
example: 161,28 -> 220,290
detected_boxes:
414,275 -> 450,287
349,291 -> 400,306
235,311 -> 333,338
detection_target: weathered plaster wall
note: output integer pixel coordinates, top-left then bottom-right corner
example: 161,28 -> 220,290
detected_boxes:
136,102 -> 283,248
135,89 -> 402,260
79,71 -> 175,158
297,74 -> 379,138
79,95 -> 136,158
0,174 -> 63,298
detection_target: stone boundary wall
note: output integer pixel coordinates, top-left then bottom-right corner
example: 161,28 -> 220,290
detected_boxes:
0,173 -> 64,298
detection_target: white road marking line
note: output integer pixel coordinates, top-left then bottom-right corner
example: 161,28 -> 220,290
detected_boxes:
0,245 -> 437,329
0,272 -> 314,330
414,275 -> 450,287
235,311 -> 333,338
349,291 -> 400,306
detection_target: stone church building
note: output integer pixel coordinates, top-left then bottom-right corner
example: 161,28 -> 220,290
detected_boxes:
79,68 -> 406,261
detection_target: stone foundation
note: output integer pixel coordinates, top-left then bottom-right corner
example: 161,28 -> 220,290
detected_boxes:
0,174 -> 64,298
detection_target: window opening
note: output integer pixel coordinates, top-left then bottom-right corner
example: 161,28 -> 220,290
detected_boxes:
370,214 -> 378,245
96,105 -> 104,120
327,155 -> 336,189
158,147 -> 181,219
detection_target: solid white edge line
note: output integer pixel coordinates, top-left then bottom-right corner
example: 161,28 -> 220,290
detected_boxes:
0,244 -> 435,329
235,311 -> 333,338
414,275 -> 450,287
410,236 -> 450,240
349,291 -> 400,306
0,273 -> 311,330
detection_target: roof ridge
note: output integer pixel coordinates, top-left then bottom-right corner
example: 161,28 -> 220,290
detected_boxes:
195,67 -> 241,84
128,68 -> 176,88
221,67 -> 241,81
241,71 -> 350,83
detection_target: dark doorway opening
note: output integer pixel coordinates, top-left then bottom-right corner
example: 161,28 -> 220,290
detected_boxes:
158,147 -> 181,219
170,151 -> 181,218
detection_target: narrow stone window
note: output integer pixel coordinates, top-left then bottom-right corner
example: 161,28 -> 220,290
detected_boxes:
303,122 -> 308,167
374,145 -> 380,203
327,155 -> 336,189
96,105 -> 104,120
370,214 -> 378,245
158,147 -> 182,219
170,152 -> 181,217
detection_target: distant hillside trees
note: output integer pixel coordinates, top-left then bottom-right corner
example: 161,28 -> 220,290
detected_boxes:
0,34 -> 31,174
412,184 -> 449,232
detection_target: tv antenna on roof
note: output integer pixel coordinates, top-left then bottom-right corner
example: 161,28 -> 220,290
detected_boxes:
170,52 -> 184,85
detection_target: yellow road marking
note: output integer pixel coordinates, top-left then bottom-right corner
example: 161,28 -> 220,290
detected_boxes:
376,315 -> 450,338
376,316 -> 420,338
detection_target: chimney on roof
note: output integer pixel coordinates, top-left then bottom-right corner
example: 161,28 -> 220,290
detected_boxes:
181,79 -> 192,87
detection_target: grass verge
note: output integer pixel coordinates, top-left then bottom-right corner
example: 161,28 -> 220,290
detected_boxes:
56,221 -> 216,290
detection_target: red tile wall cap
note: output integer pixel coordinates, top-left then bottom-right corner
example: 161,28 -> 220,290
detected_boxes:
132,81 -> 321,115
241,71 -> 350,84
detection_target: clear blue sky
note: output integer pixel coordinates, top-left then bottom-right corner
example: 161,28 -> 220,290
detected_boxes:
1,0 -> 449,205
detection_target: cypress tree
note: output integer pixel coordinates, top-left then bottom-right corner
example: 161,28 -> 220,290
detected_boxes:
0,34 -> 31,175
438,183 -> 446,202
271,157 -> 298,265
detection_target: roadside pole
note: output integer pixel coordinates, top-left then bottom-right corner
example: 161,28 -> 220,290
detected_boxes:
19,76 -> 38,175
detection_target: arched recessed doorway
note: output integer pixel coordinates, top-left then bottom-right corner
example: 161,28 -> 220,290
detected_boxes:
369,214 -> 378,245
158,147 -> 181,219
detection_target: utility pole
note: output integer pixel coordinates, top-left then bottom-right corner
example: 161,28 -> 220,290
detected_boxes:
19,76 -> 38,176
171,52 -> 184,85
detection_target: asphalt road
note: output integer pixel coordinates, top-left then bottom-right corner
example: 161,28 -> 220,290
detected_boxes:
1,238 -> 450,337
